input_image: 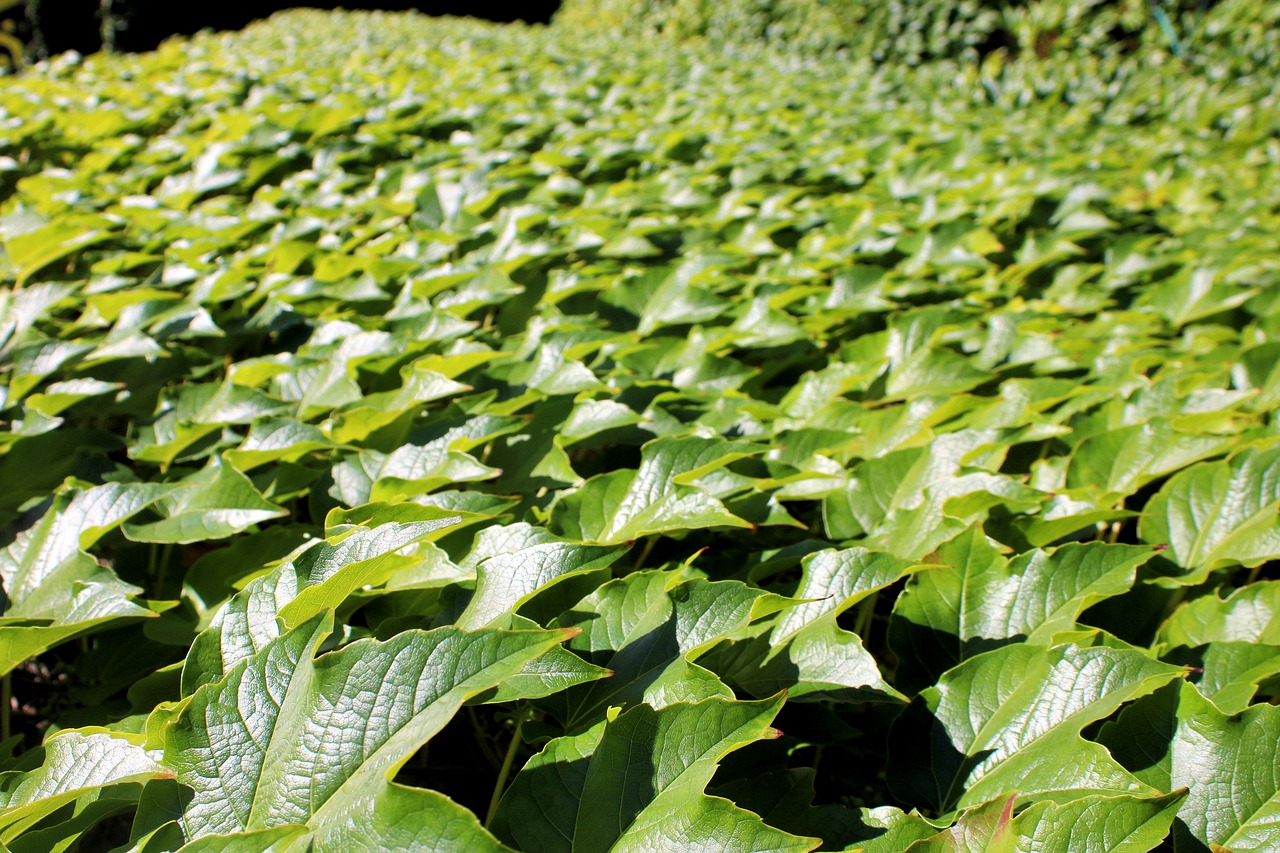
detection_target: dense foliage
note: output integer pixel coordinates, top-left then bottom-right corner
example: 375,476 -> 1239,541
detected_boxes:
556,0 -> 1280,66
0,6 -> 1278,851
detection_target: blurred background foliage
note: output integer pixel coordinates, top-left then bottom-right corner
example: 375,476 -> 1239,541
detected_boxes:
1,1 -> 1275,79
558,0 -> 1276,69
0,0 -> 557,66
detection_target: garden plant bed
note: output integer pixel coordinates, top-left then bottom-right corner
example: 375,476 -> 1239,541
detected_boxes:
0,6 -> 1278,850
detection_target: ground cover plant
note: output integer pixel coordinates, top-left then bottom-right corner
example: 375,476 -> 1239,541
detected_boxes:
0,5 -> 1278,850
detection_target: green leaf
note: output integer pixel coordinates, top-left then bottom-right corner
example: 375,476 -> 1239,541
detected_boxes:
1157,580 -> 1280,648
1098,682 -> 1280,853
5,217 -> 118,285
0,731 -> 164,842
24,379 -> 124,418
885,347 -> 989,400
6,784 -> 143,853
902,791 -> 1184,853
472,614 -> 613,705
558,399 -> 642,443
1137,266 -> 1258,327
222,420 -> 339,472
331,442 -> 501,506
888,643 -> 1186,814
553,436 -> 756,544
456,523 -> 627,629
1177,642 -> 1280,714
182,515 -> 462,694
545,571 -> 785,730
891,528 -> 1155,691
129,383 -> 289,467
325,362 -> 470,444
123,462 -> 287,544
490,695 -> 818,853
1065,419 -> 1235,501
0,482 -> 176,674
900,794 -> 1015,853
711,548 -> 918,702
165,611 -> 571,846
1139,444 -> 1280,580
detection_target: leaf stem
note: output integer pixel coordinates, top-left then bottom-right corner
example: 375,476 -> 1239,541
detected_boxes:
632,536 -> 656,573
485,708 -> 527,827
852,592 -> 878,641
1159,585 -> 1190,626
154,543 -> 174,597
1106,521 -> 1123,544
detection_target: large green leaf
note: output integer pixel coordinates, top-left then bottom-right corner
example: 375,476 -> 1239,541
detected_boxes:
0,481 -> 175,674
1157,580 -> 1280,648
182,514 -> 463,694
0,731 -> 164,843
1139,445 -> 1280,580
1172,641 -> 1280,714
123,462 -> 287,544
710,547 -> 918,702
5,217 -> 118,285
553,436 -> 756,544
544,571 -> 786,730
490,695 -> 818,853
456,523 -> 628,629
891,528 -> 1155,691
888,642 -> 1186,814
901,791 -> 1184,853
165,611 -> 572,846
1065,419 -> 1235,501
1098,682 -> 1280,853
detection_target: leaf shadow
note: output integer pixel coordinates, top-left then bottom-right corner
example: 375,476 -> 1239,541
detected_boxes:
889,620 -> 1024,696
886,697 -> 996,816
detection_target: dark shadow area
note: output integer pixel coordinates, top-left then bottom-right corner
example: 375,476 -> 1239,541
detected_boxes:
709,695 -> 952,848
711,765 -> 917,851
0,431 -> 120,523
1078,566 -> 1187,646
886,697 -> 995,816
8,0 -> 561,59
885,618 -> 1016,697
394,706 -> 503,820
708,630 -> 912,706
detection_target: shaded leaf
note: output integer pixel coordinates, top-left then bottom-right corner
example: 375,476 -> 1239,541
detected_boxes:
491,695 -> 817,853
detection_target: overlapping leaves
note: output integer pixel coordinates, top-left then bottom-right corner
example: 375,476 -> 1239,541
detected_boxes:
0,5 -> 1277,852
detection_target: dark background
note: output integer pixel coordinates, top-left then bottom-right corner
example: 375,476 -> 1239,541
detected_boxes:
12,1 -> 561,57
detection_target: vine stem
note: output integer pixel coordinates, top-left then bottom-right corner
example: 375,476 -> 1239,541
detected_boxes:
485,709 -> 528,827
153,543 -> 174,597
852,592 -> 878,641
632,536 -> 656,573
